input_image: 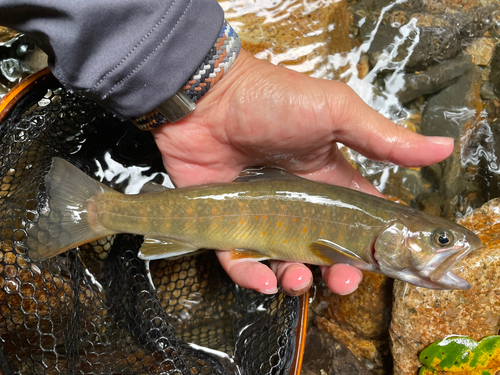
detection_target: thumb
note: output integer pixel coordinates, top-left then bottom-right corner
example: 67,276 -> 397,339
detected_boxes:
328,83 -> 454,166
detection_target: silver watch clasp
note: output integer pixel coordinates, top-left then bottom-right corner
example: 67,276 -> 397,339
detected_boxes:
156,89 -> 196,123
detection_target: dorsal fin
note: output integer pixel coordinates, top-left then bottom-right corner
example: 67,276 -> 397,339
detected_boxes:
140,181 -> 170,194
233,167 -> 303,183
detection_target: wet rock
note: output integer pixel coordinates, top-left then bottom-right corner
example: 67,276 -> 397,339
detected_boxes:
490,44 -> 500,97
322,272 -> 393,340
420,65 -> 481,140
398,54 -> 474,103
301,327 -> 375,375
366,22 -> 461,72
365,25 -> 401,68
315,316 -> 390,375
390,198 -> 500,375
466,38 -> 496,66
456,5 -> 500,38
404,26 -> 461,71
463,119 -> 500,206
481,82 -> 496,100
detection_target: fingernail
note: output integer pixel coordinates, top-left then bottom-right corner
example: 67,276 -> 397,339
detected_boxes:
426,136 -> 454,146
259,280 -> 279,294
337,285 -> 359,296
260,286 -> 279,294
290,278 -> 312,294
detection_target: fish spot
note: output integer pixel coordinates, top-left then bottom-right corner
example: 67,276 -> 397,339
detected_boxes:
286,227 -> 289,231
166,223 -> 171,228
174,215 -> 179,219
232,221 -> 235,225
199,218 -> 204,222
254,215 -> 259,220
277,222 -> 282,227
224,229 -> 227,232
320,231 -> 324,236
212,224 -> 216,229
187,208 -> 192,214
332,228 -> 336,233
271,230 -> 274,234
226,212 -> 230,216
212,209 -> 216,214
312,227 -> 316,231
262,215 -> 267,220
293,217 -> 297,222
362,232 -> 366,237
262,231 -> 266,236
292,237 -> 296,242
339,235 -> 343,241
280,205 -> 285,210
249,225 -> 252,229
303,227 -> 307,233
185,223 -> 189,228
238,202 -> 243,207
283,239 -> 287,244
240,219 -> 245,224
272,241 -> 275,245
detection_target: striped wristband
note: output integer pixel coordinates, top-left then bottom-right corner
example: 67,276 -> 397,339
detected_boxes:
133,20 -> 241,131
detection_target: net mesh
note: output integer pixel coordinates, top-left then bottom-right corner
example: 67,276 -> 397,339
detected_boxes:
0,73 -> 301,375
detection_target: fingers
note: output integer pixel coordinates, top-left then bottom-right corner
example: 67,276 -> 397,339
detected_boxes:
217,250 -> 362,297
328,83 -> 454,167
269,261 -> 313,296
321,264 -> 363,295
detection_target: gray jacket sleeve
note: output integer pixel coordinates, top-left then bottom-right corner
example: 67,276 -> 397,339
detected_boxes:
0,0 -> 224,119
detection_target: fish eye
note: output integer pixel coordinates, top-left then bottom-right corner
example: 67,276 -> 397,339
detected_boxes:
432,230 -> 454,247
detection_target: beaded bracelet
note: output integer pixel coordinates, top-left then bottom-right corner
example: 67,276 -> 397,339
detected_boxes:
133,20 -> 241,131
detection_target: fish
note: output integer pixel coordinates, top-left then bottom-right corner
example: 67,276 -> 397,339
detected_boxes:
28,157 -> 483,290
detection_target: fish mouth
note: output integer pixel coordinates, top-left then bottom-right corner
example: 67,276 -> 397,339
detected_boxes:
429,246 -> 471,283
429,234 -> 483,285
396,268 -> 472,290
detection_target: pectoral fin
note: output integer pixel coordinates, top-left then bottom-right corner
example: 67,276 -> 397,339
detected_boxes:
138,238 -> 199,260
309,240 -> 376,271
230,249 -> 271,262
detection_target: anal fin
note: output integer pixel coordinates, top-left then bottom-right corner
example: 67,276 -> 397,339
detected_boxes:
309,240 -> 376,271
138,238 -> 199,260
230,249 -> 270,262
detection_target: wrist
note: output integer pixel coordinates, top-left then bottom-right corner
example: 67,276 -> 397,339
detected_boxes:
133,20 -> 241,130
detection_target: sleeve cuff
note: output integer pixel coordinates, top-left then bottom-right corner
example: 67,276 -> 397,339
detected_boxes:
132,20 -> 241,131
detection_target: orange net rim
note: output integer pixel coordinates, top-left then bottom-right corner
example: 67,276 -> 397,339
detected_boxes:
290,290 -> 309,375
0,67 -> 51,122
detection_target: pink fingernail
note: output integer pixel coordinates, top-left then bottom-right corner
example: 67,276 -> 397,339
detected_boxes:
426,136 -> 454,146
260,287 -> 279,294
259,280 -> 279,294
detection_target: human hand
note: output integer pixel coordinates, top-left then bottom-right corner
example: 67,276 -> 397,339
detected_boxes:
152,49 -> 454,296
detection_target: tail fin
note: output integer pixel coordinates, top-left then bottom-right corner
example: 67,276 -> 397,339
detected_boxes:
28,157 -> 116,260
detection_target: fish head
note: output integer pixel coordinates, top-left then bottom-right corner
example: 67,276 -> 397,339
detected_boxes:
373,213 -> 482,290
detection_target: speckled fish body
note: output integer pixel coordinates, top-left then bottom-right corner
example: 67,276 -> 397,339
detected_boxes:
30,158 -> 482,290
